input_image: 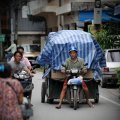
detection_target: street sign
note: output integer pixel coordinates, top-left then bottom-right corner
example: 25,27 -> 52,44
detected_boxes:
94,8 -> 102,24
94,0 -> 102,24
0,34 -> 5,42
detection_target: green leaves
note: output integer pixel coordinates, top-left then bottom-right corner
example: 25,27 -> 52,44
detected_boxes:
94,22 -> 120,49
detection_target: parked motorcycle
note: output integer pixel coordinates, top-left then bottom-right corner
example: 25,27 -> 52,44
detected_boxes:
13,71 -> 34,120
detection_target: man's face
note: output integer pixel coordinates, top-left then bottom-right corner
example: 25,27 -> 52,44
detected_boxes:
14,53 -> 22,62
69,51 -> 77,59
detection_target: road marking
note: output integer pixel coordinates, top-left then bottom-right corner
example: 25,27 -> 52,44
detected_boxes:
100,95 -> 120,107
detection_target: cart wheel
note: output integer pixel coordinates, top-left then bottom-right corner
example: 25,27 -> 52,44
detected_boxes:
94,94 -> 99,103
23,116 -> 29,120
47,98 -> 54,104
101,80 -> 106,88
73,89 -> 78,110
70,103 -> 73,108
41,82 -> 47,103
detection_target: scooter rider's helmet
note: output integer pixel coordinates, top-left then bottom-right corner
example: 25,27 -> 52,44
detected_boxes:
69,46 -> 78,53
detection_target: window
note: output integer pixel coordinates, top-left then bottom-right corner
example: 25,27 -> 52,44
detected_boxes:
21,44 -> 40,52
30,45 -> 40,52
107,50 -> 120,62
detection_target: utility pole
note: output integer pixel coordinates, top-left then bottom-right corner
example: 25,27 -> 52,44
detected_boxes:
10,3 -> 15,43
58,0 -> 63,30
0,17 -> 2,61
14,8 -> 18,41
0,16 -> 5,61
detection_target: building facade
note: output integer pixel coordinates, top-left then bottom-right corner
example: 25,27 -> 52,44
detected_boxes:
30,0 -> 120,32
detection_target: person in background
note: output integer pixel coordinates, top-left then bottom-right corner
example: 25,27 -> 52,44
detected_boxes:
55,46 -> 94,109
0,63 -> 23,120
5,40 -> 17,61
5,40 -> 17,54
10,46 -> 32,71
8,51 -> 33,77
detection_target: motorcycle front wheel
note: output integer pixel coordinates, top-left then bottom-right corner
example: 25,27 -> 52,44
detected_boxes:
73,87 -> 78,110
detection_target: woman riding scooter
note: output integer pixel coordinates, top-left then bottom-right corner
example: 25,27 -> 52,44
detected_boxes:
55,46 -> 94,109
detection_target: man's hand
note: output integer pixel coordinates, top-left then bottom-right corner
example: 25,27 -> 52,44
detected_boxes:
61,69 -> 65,73
24,67 -> 34,77
81,68 -> 87,75
61,66 -> 66,73
29,73 -> 34,77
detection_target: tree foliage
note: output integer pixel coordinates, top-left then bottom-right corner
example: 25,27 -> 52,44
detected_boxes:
94,22 -> 120,49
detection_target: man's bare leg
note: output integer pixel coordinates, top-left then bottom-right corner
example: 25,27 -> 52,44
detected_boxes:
82,81 -> 94,108
55,83 -> 67,109
84,90 -> 94,108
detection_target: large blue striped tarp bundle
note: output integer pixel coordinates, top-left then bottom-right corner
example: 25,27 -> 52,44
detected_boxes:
37,30 -> 106,80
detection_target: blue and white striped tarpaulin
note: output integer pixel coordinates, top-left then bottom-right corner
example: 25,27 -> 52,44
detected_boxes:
37,30 -> 106,80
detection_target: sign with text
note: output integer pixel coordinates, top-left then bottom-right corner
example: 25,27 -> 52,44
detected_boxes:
94,8 -> 102,24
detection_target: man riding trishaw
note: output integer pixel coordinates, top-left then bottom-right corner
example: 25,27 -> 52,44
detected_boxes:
55,46 -> 94,109
37,30 -> 106,109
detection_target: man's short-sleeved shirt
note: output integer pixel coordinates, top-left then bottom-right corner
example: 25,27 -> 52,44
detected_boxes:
8,61 -> 27,75
11,56 -> 31,67
63,57 -> 86,70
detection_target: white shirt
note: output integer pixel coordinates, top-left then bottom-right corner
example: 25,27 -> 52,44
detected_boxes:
6,43 -> 17,54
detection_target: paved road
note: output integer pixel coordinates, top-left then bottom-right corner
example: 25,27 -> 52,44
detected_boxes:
30,71 -> 120,120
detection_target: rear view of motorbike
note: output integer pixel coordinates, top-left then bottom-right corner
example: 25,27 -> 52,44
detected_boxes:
13,71 -> 34,120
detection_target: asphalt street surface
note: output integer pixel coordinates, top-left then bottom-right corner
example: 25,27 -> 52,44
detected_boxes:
30,71 -> 120,120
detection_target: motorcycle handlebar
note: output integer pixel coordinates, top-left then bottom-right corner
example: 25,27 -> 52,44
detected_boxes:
65,69 -> 83,74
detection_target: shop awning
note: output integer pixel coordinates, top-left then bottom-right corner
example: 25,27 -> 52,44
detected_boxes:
79,10 -> 120,22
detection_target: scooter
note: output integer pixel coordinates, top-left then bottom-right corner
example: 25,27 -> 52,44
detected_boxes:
13,71 -> 34,120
